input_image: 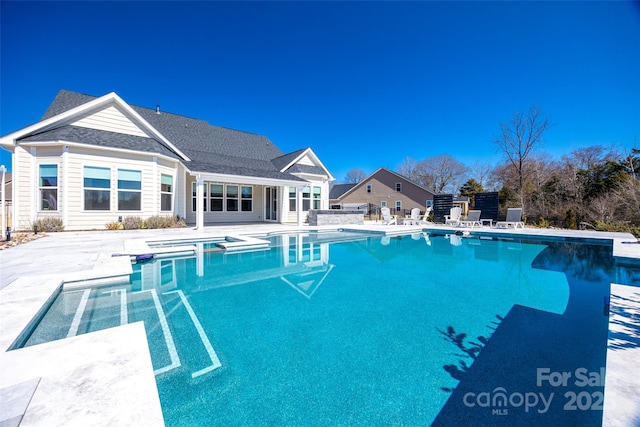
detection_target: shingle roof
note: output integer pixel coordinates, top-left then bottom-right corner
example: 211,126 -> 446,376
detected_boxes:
37,90 -> 325,182
329,183 -> 356,199
271,148 -> 306,171
19,125 -> 180,159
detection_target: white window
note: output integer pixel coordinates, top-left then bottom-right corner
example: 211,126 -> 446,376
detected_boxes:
160,174 -> 173,211
312,186 -> 321,209
302,186 -> 311,211
395,201 -> 402,212
84,166 -> 111,211
192,182 -> 207,212
381,201 -> 387,208
241,186 -> 253,212
366,184 -> 372,193
395,182 -> 402,192
226,185 -> 239,211
117,169 -> 141,211
39,164 -> 58,211
209,184 -> 223,211
289,187 -> 297,211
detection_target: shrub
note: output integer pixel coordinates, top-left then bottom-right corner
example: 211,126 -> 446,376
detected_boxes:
563,209 -> 577,230
122,216 -> 144,230
144,215 -> 187,229
537,217 -> 551,228
33,217 -> 64,232
105,221 -> 122,230
594,221 -> 640,238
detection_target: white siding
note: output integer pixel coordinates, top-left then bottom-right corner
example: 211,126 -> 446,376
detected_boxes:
297,154 -> 315,166
14,146 -> 33,230
71,105 -> 149,137
60,148 -> 178,230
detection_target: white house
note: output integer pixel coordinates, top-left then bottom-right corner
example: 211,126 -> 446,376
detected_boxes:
0,90 -> 334,231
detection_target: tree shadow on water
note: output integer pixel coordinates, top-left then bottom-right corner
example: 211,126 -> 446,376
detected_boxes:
437,314 -> 504,392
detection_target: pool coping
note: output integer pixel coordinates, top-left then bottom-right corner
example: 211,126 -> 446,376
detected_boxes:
0,224 -> 638,425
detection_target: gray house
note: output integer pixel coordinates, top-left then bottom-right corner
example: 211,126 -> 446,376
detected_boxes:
0,90 -> 334,230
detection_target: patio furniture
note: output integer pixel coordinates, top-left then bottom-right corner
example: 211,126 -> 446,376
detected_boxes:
381,207 -> 397,225
496,208 -> 525,229
458,210 -> 482,228
444,207 -> 462,226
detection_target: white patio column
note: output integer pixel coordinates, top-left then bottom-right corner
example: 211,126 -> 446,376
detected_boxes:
196,177 -> 204,231
296,186 -> 303,226
1,165 -> 6,235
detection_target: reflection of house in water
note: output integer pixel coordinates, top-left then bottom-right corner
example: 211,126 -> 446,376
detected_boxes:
132,233 -> 337,298
125,232 -> 345,377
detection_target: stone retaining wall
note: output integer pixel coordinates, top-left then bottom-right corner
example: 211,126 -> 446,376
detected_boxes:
307,210 -> 364,226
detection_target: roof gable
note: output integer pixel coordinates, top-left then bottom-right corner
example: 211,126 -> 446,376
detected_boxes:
337,167 -> 437,200
70,104 -> 149,138
272,147 -> 335,181
1,90 -> 189,161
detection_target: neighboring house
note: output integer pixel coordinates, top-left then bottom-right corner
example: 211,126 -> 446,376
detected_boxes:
0,90 -> 334,231
328,183 -> 357,209
331,168 -> 436,215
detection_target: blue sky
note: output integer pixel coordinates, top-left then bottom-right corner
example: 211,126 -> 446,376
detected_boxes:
1,1 -> 639,182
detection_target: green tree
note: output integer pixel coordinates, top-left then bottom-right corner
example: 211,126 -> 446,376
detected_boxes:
459,179 -> 484,207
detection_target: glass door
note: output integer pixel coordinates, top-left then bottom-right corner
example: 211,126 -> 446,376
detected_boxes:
265,187 -> 278,221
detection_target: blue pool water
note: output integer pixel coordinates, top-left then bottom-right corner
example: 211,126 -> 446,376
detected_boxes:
22,231 -> 640,426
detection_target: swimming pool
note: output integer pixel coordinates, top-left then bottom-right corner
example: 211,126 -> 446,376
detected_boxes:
21,231 -> 639,426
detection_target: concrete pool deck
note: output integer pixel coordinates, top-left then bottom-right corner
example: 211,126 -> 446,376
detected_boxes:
1,223 -> 639,425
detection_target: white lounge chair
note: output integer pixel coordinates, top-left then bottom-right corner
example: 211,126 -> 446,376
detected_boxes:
404,207 -> 421,225
381,207 -> 397,225
458,210 -> 482,228
445,207 -> 462,225
496,208 -> 525,229
416,206 -> 433,225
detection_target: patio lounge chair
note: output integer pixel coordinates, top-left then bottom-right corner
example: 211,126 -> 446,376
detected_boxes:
404,208 -> 421,225
496,208 -> 525,229
458,210 -> 482,228
416,206 -> 433,225
381,207 -> 397,225
444,207 -> 462,225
